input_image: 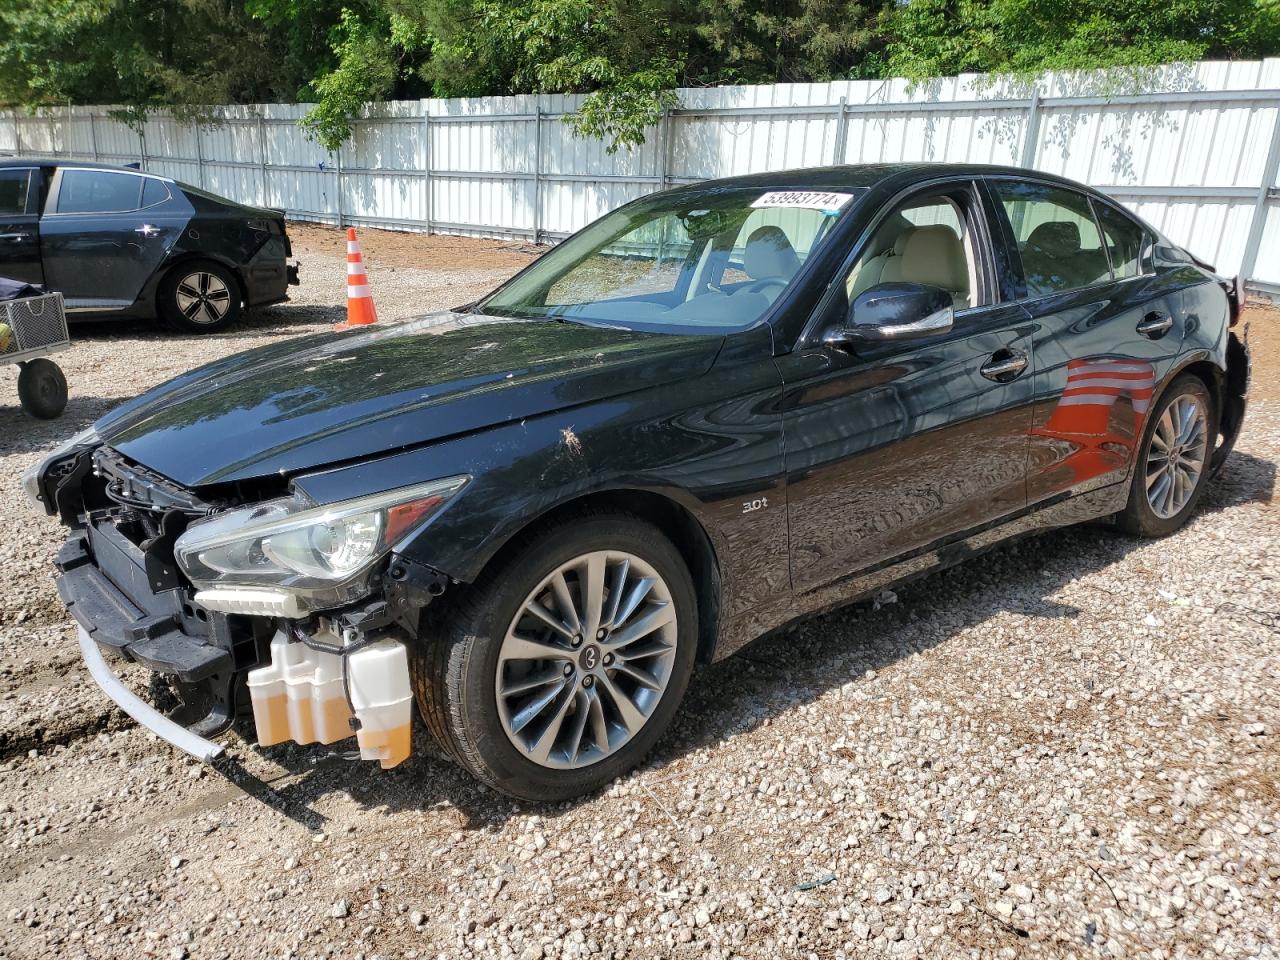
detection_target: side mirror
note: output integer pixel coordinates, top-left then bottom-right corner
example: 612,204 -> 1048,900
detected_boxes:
823,282 -> 954,349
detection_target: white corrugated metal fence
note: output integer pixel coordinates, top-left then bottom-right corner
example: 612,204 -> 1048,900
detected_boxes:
2,59 -> 1278,293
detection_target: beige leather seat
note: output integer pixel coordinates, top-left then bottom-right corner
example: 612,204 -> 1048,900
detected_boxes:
879,225 -> 971,308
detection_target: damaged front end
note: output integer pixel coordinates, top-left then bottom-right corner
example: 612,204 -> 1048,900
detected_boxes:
27,441 -> 461,767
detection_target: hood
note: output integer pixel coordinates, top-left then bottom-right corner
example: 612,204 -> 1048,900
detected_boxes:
95,312 -> 722,487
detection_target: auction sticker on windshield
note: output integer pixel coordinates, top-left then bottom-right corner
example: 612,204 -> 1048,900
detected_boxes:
751,191 -> 855,212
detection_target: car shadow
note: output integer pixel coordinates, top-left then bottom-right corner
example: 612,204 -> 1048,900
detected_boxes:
221,448 -> 1275,830
63,303 -> 347,343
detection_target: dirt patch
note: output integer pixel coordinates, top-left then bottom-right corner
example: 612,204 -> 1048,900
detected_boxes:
1242,300 -> 1279,401
288,221 -> 546,275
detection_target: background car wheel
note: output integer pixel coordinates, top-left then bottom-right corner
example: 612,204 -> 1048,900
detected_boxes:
159,261 -> 242,333
17,358 -> 68,419
412,511 -> 698,802
1117,374 -> 1216,538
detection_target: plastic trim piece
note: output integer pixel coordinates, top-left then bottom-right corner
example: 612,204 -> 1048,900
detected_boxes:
77,626 -> 225,763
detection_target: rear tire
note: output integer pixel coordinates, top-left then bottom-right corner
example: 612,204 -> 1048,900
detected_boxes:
412,512 -> 697,802
159,261 -> 242,333
17,358 -> 68,419
1117,374 -> 1215,538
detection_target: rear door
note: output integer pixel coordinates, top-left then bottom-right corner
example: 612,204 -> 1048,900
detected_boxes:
40,168 -> 187,311
779,180 -> 1035,592
985,178 -> 1180,506
0,166 -> 43,285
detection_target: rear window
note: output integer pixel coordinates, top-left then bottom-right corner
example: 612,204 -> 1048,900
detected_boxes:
56,170 -> 143,214
1093,200 -> 1147,279
0,169 -> 31,215
141,177 -> 172,208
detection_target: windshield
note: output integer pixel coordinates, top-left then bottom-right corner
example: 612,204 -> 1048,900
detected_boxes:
481,186 -> 862,333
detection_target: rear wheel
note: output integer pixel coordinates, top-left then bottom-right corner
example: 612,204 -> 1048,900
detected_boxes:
413,513 -> 697,801
159,261 -> 242,333
17,358 -> 68,419
1117,374 -> 1215,537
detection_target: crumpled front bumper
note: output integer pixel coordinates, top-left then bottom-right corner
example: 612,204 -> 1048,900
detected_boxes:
56,532 -> 240,762
76,626 -> 224,762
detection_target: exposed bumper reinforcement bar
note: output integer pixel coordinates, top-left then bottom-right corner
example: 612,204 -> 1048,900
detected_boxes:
78,626 -> 225,763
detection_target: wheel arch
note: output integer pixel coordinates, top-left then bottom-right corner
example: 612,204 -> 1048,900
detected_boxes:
462,488 -> 723,666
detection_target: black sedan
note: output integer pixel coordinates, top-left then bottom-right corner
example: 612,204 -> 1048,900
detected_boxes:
0,159 -> 298,332
27,163 -> 1249,801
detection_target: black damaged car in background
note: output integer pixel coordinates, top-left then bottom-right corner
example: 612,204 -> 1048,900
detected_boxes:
0,159 -> 298,333
26,163 -> 1250,801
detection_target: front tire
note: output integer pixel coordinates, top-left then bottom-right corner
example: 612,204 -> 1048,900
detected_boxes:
1117,374 -> 1215,537
158,261 -> 242,333
413,513 -> 697,802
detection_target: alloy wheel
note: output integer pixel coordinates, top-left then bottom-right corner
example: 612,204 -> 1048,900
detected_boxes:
1145,394 -> 1208,519
494,551 -> 678,770
174,271 -> 232,325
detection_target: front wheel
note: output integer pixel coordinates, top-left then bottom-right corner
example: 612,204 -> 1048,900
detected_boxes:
1117,374 -> 1216,537
158,261 -> 242,333
413,513 -> 697,801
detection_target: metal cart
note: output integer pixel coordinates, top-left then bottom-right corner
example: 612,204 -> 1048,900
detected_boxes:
1,292 -> 70,419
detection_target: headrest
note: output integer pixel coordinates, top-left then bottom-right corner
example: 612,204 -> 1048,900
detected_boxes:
743,226 -> 801,281
1026,221 -> 1081,257
884,225 -> 969,294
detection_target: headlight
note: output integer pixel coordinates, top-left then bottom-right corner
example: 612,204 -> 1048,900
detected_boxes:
21,426 -> 101,512
174,476 -> 468,613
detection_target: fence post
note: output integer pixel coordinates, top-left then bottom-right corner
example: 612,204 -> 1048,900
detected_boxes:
335,145 -> 344,228
657,105 -> 671,190
1240,107 -> 1280,286
423,107 -> 432,234
1020,86 -> 1041,170
194,119 -> 205,188
88,113 -> 99,161
832,96 -> 849,165
138,127 -> 147,170
11,113 -> 19,156
533,104 -> 543,244
257,115 -> 269,206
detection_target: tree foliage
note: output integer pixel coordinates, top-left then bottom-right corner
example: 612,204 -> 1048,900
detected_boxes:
2,0 -> 1278,152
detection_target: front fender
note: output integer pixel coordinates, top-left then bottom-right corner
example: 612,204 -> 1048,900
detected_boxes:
291,329 -> 790,620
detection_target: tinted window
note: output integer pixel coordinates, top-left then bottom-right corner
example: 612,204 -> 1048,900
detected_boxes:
0,169 -> 31,216
994,181 -> 1110,297
1093,200 -> 1146,278
141,177 -> 171,207
56,170 -> 143,214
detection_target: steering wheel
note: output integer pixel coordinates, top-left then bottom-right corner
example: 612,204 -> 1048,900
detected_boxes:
734,277 -> 789,296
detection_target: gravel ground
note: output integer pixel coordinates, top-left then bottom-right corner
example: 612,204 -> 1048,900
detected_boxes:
0,227 -> 1276,960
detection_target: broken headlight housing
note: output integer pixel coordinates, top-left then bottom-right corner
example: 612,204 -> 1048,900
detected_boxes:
22,426 -> 101,513
174,476 -> 468,615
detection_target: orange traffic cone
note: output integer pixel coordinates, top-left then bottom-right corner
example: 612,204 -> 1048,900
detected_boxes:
335,227 -> 377,329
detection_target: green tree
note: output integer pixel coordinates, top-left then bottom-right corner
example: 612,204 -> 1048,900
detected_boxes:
0,0 -> 303,114
886,0 -> 1280,80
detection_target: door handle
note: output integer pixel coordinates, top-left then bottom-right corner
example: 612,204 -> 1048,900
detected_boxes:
134,224 -> 161,238
0,232 -> 30,242
980,350 -> 1028,382
1137,312 -> 1173,338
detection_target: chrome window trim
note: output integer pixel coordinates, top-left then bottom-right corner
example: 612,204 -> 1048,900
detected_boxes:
43,166 -> 177,217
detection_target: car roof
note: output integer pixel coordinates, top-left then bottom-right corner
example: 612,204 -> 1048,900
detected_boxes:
672,162 -> 1091,194
0,157 -> 155,173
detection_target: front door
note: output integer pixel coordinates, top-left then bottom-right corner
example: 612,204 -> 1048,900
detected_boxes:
780,182 -> 1035,593
0,166 -> 43,286
985,178 -> 1186,506
39,168 -> 182,310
